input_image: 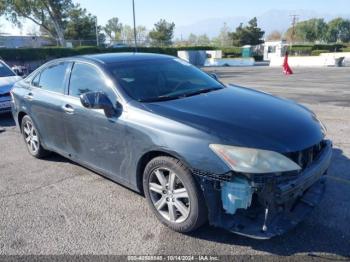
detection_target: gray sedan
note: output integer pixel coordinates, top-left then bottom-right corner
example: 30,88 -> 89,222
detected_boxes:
11,53 -> 331,239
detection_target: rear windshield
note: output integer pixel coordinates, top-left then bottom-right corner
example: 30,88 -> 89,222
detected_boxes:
0,62 -> 16,77
107,58 -> 223,102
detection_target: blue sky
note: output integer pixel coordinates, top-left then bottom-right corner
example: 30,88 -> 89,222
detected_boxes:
0,0 -> 349,36
76,0 -> 349,27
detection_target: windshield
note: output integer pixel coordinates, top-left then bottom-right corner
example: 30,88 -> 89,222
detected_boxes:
0,62 -> 16,77
108,58 -> 224,102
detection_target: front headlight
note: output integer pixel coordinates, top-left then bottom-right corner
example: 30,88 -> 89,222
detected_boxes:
210,144 -> 301,174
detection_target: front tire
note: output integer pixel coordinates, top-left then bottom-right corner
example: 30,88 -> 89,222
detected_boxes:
143,156 -> 207,233
21,115 -> 50,158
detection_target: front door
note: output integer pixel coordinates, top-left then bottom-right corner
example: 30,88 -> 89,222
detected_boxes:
63,62 -> 128,181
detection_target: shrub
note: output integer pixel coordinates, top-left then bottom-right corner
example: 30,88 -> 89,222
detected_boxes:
0,46 -> 216,62
290,45 -> 313,56
311,50 -> 329,56
313,44 -> 344,52
221,47 -> 242,58
290,44 -> 346,56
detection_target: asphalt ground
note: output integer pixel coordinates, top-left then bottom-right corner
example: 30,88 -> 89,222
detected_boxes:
0,67 -> 349,258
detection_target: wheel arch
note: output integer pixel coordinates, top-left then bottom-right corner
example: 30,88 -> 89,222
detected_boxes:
18,111 -> 28,131
17,112 -> 47,151
136,149 -> 192,194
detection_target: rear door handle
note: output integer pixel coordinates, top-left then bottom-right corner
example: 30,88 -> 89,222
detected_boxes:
62,104 -> 75,114
24,93 -> 34,101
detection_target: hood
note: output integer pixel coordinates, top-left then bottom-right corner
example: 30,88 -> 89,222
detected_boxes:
0,76 -> 22,95
142,86 -> 324,153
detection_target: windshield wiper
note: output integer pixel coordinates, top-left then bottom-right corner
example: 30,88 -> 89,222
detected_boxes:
138,95 -> 180,102
179,87 -> 223,98
138,87 -> 223,103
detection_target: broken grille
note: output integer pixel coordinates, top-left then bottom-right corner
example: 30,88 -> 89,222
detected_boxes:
251,140 -> 326,185
285,140 -> 325,170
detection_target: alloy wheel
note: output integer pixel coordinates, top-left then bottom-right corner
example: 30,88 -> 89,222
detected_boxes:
23,120 -> 39,154
149,168 -> 191,223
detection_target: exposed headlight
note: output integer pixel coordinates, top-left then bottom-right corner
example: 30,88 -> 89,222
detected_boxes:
210,144 -> 301,174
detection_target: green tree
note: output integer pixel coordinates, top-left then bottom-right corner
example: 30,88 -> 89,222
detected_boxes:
266,30 -> 282,41
136,25 -> 148,44
285,18 -> 328,43
65,5 -> 95,40
197,34 -> 210,46
212,23 -> 231,47
0,0 -> 74,46
187,33 -> 198,45
64,5 -> 105,45
120,24 -> 134,45
149,19 -> 175,46
230,17 -> 265,46
104,17 -> 123,41
326,18 -> 350,43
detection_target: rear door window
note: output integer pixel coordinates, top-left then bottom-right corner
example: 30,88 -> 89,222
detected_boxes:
38,62 -> 69,94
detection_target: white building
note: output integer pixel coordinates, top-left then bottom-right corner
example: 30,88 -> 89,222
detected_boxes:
263,40 -> 289,61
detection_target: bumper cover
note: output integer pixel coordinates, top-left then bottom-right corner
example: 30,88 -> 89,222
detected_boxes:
197,140 -> 332,239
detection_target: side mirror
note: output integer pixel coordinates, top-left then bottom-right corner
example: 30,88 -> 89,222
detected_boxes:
80,91 -> 120,117
209,73 -> 219,81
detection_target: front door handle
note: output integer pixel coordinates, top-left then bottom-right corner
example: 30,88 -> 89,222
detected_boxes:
24,93 -> 34,101
62,104 -> 74,114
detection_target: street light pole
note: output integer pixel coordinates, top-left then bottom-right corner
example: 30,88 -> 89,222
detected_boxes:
95,16 -> 99,47
132,0 -> 137,52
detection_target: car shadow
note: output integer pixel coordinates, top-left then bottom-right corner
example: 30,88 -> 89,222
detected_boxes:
187,222 -> 349,257
184,147 -> 350,257
43,152 -> 72,163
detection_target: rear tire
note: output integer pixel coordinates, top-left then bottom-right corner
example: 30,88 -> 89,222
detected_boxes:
143,156 -> 207,233
21,115 -> 50,158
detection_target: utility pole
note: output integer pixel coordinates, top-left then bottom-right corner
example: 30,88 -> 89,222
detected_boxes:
132,0 -> 137,52
95,16 -> 99,47
290,14 -> 299,47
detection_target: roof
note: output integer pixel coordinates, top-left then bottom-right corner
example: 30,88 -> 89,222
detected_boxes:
80,52 -> 173,64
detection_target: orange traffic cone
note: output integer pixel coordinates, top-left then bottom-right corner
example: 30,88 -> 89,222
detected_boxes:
283,51 -> 293,75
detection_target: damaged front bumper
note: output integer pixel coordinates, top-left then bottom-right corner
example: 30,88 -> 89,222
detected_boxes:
195,140 -> 332,239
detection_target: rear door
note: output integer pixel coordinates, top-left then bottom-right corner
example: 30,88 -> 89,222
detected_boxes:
27,61 -> 71,153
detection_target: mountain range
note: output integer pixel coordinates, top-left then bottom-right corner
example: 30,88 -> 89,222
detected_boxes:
174,9 -> 350,38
